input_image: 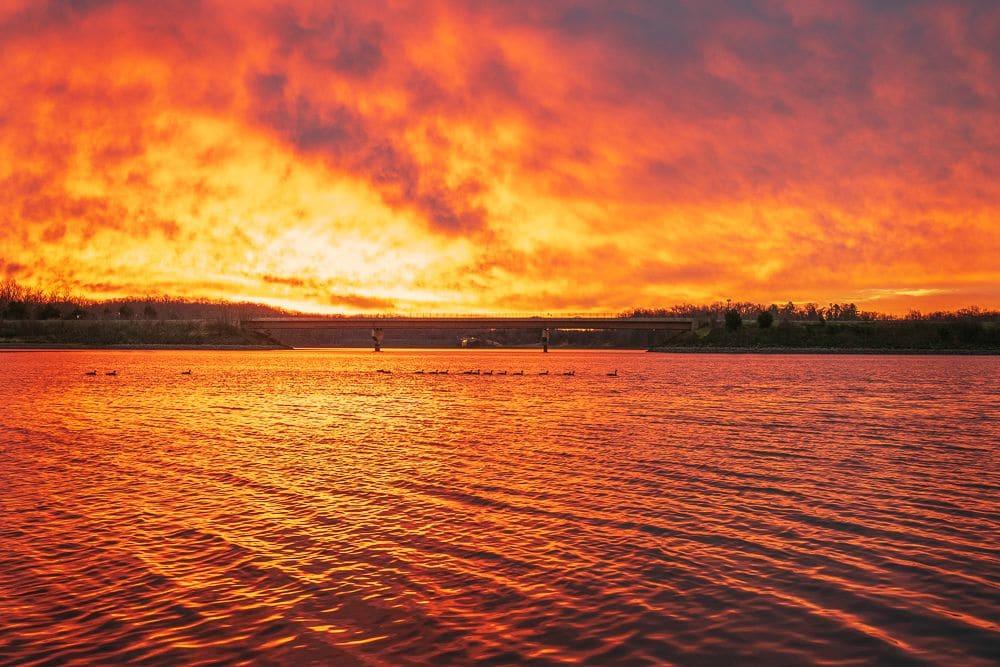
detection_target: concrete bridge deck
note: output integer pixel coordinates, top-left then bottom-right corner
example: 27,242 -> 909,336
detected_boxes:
242,316 -> 695,331
243,316 -> 695,351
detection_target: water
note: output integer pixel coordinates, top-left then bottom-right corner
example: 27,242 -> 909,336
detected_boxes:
1,350 -> 997,665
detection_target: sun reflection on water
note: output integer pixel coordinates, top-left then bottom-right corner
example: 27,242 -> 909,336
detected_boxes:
0,350 -> 997,665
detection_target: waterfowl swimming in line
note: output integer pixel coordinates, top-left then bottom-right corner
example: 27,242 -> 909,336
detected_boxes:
562,370 -> 575,376
181,370 -> 192,375
538,370 -> 549,375
106,370 -> 118,376
607,369 -> 618,377
376,369 -> 392,374
84,370 -> 97,376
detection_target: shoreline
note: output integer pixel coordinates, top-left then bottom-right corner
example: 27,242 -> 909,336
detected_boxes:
649,346 -> 1000,355
0,343 -> 289,351
2,343 -> 997,354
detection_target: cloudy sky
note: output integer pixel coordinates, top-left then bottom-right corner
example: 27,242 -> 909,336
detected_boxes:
1,0 -> 997,313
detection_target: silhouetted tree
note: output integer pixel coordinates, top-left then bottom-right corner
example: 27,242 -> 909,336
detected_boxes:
724,309 -> 742,331
955,320 -> 982,344
65,307 -> 87,320
36,304 -> 61,320
3,301 -> 28,319
757,311 -> 774,329
143,304 -> 158,320
118,304 -> 135,320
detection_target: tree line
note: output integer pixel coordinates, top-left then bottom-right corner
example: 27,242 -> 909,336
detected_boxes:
1,278 -> 997,323
0,279 -> 291,321
622,300 -> 998,324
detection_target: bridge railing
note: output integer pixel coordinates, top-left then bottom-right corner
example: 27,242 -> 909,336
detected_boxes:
246,312 -> 633,320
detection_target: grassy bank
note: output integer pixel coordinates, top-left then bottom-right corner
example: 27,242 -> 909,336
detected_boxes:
0,319 -> 287,349
652,319 -> 1000,353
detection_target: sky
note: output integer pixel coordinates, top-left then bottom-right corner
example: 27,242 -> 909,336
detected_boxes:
0,0 -> 997,314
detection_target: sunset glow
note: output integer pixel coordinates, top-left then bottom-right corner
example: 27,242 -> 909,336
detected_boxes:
1,1 -> 997,313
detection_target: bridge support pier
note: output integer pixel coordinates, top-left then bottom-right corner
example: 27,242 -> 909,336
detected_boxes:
542,328 -> 551,352
372,327 -> 384,352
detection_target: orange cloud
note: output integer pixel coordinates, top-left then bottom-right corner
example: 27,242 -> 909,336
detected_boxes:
0,0 -> 997,314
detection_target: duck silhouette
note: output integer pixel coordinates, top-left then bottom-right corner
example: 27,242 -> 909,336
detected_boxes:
106,370 -> 118,376
84,370 -> 97,376
607,369 -> 618,377
181,370 -> 192,375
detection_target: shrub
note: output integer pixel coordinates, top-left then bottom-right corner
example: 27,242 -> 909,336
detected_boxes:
724,309 -> 742,331
955,320 -> 982,344
3,301 -> 28,319
36,304 -> 62,320
757,311 -> 774,329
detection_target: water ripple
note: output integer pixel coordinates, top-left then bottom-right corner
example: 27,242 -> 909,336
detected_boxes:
0,350 -> 997,665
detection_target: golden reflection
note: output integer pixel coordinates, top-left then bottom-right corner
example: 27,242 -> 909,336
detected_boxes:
1,350 -> 997,663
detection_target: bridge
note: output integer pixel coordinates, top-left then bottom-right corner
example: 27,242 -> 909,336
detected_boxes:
242,316 -> 695,351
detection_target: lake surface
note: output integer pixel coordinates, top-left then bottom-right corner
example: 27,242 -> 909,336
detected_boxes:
0,350 -> 997,665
